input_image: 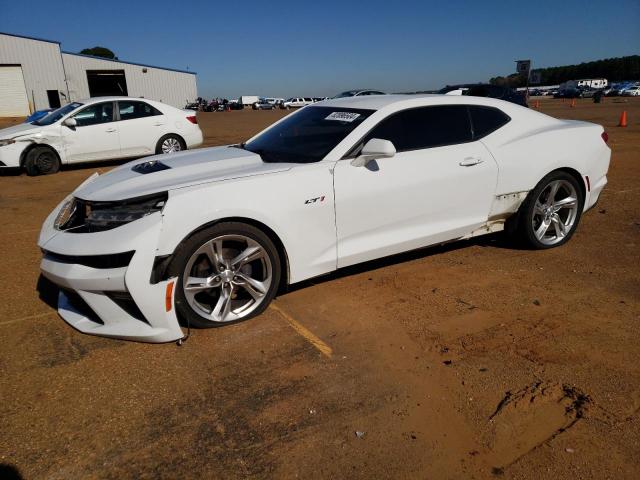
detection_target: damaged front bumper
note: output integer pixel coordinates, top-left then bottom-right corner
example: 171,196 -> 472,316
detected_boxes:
38,185 -> 184,343
0,141 -> 28,168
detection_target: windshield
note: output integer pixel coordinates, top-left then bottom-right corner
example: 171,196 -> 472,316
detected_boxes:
243,106 -> 374,163
33,102 -> 83,126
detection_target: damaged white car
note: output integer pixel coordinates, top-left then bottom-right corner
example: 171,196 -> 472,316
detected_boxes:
0,97 -> 203,175
38,95 -> 610,343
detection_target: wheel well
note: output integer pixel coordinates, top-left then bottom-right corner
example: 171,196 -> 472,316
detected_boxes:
166,217 -> 290,291
506,167 -> 587,236
20,143 -> 61,168
555,167 -> 586,201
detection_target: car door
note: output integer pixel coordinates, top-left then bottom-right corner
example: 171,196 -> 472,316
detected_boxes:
333,105 -> 499,268
62,101 -> 120,163
116,100 -> 166,157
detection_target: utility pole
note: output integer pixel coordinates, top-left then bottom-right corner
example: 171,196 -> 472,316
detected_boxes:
516,60 -> 531,102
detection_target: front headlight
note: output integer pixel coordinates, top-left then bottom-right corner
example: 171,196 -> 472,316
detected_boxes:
0,139 -> 16,147
54,192 -> 168,232
85,192 -> 168,231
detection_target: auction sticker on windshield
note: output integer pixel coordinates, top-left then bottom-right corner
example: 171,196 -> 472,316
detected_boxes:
325,112 -> 361,122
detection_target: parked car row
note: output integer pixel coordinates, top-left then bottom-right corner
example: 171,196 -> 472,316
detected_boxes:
185,98 -> 245,112
187,79 -> 639,115
611,82 -> 640,96
549,81 -> 640,99
439,84 -> 528,107
192,91 -> 390,112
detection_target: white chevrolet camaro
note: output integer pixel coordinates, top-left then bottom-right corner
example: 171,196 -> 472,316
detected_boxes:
38,95 -> 610,343
0,97 -> 203,175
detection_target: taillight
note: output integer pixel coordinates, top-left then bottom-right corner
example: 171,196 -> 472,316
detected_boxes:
186,115 -> 197,124
601,131 -> 609,144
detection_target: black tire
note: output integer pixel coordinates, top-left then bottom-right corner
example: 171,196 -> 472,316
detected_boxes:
515,171 -> 584,249
168,222 -> 282,328
155,134 -> 186,154
23,146 -> 61,176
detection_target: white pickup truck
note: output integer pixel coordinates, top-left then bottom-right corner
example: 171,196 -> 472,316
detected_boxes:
281,97 -> 314,109
239,95 -> 260,106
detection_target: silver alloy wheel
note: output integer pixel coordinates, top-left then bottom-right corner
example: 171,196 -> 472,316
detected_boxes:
532,179 -> 579,246
182,235 -> 273,323
161,137 -> 182,153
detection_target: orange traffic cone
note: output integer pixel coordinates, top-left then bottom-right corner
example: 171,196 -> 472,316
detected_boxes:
534,100 -> 540,108
618,111 -> 627,127
570,98 -> 576,108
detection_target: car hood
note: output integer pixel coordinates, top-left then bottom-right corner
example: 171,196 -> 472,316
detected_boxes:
74,146 -> 292,201
0,122 -> 45,140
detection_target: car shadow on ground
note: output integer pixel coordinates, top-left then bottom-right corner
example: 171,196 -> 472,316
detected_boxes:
283,231 -> 529,295
36,274 -> 58,310
0,464 -> 24,480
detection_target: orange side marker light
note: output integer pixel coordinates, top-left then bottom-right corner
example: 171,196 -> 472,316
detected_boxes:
165,281 -> 175,312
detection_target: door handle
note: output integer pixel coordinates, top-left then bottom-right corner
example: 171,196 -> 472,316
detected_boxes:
459,156 -> 483,166
105,128 -> 116,133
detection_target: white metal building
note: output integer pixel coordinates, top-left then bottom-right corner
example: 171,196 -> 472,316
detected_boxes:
0,32 -> 197,116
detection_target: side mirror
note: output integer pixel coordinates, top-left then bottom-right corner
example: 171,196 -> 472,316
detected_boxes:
63,117 -> 77,128
351,138 -> 396,167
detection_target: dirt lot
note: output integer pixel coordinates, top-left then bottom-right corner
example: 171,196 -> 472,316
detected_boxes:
0,98 -> 639,479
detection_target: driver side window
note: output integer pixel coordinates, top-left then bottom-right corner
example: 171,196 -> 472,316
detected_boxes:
73,102 -> 114,127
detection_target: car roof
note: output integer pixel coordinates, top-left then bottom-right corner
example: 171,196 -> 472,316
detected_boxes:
75,96 -> 163,105
444,83 -> 505,89
313,93 -> 519,111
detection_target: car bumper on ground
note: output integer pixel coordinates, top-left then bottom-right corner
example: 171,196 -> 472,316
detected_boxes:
586,174 -> 607,211
38,202 -> 184,343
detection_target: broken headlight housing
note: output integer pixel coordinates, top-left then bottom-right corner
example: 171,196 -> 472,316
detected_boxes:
54,197 -> 77,230
55,192 -> 168,232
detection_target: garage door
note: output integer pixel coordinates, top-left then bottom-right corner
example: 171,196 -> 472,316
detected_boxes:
0,66 -> 30,116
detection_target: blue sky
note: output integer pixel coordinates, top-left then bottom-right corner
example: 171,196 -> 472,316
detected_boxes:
2,0 -> 639,98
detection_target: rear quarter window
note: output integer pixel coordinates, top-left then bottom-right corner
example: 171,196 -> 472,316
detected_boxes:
365,105 -> 473,152
468,106 -> 510,139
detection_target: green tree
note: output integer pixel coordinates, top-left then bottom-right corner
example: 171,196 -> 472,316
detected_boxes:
490,55 -> 640,86
79,46 -> 117,60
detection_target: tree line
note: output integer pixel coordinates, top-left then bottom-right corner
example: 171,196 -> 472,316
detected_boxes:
490,55 -> 640,88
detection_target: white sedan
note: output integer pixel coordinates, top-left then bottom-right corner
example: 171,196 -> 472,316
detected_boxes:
622,86 -> 640,96
38,95 -> 610,343
0,97 -> 203,175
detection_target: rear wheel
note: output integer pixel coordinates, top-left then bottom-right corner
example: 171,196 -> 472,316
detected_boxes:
24,146 -> 60,176
169,222 -> 281,328
516,171 -> 584,249
156,134 -> 185,154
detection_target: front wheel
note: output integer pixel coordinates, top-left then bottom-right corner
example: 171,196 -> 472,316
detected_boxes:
516,171 -> 584,249
169,222 -> 281,328
24,146 -> 60,176
156,134 -> 185,154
